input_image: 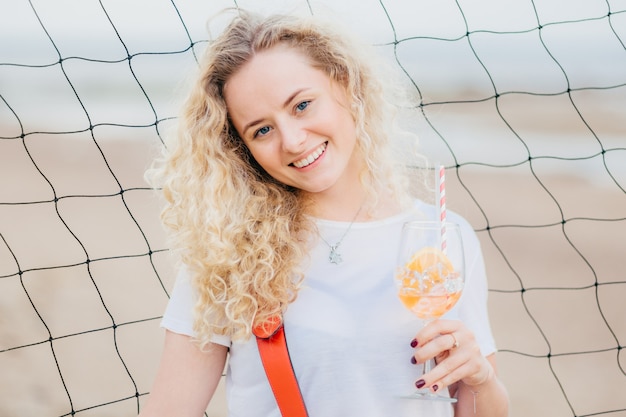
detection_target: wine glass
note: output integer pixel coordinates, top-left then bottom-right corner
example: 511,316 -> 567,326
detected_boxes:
394,221 -> 465,402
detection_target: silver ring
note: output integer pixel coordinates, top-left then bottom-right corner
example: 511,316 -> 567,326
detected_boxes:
450,333 -> 460,349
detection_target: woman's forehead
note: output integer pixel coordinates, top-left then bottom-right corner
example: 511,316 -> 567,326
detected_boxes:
224,46 -> 329,106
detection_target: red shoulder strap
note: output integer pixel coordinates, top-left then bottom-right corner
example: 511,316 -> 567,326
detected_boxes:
253,315 -> 308,417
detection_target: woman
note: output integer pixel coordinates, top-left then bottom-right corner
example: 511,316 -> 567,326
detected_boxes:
141,9 -> 509,417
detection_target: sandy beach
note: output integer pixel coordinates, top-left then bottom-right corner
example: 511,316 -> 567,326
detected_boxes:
1,92 -> 624,416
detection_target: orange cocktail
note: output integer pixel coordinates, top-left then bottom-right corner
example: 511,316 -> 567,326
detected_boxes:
394,219 -> 465,402
396,247 -> 462,319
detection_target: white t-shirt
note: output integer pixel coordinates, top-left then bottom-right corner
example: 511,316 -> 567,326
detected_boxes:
162,201 -> 496,417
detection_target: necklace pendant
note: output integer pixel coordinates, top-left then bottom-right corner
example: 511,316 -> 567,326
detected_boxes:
328,245 -> 343,265
319,202 -> 364,265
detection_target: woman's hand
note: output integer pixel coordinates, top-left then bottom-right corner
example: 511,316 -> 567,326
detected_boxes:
410,319 -> 493,394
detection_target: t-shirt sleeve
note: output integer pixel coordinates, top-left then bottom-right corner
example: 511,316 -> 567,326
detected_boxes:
451,214 -> 497,357
160,268 -> 196,336
160,268 -> 231,347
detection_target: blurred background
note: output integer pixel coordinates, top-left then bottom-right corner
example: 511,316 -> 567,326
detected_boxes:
1,0 -> 625,416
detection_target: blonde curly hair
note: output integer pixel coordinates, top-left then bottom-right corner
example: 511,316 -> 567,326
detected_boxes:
150,9 -> 416,347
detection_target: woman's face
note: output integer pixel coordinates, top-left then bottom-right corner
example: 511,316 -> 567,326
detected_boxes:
224,45 -> 363,200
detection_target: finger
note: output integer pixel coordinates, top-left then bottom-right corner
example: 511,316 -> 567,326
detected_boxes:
429,359 -> 473,393
448,332 -> 460,350
414,319 -> 462,347
433,333 -> 462,364
418,346 -> 472,391
431,357 -> 493,394
426,348 -> 492,392
412,332 -> 461,364
413,354 -> 464,392
434,349 -> 450,365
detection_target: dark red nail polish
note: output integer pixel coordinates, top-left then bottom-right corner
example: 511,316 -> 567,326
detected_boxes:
410,338 -> 418,348
410,356 -> 417,365
416,379 -> 426,389
433,384 -> 439,392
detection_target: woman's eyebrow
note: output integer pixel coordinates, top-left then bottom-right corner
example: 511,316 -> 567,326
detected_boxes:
241,88 -> 310,136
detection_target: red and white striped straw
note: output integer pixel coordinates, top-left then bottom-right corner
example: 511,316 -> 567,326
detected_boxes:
438,164 -> 447,254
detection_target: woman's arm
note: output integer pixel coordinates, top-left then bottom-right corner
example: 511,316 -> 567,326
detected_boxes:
139,330 -> 228,417
451,354 -> 509,417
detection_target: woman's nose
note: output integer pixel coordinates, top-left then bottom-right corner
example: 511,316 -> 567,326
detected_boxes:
279,120 -> 307,153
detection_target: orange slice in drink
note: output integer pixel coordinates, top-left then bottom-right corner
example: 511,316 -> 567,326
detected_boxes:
398,247 -> 458,318
406,247 -> 454,286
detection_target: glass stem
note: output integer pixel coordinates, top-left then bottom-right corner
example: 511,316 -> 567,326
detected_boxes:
421,319 -> 434,387
423,357 -> 432,375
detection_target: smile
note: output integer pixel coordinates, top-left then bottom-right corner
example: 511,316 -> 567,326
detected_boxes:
292,142 -> 327,168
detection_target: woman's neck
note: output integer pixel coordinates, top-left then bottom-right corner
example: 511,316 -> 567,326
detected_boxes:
305,187 -> 403,222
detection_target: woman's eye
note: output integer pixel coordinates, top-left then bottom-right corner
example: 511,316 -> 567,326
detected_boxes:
295,101 -> 310,112
254,126 -> 271,138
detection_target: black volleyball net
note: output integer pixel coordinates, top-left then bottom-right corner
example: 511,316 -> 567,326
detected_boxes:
1,1 -> 625,416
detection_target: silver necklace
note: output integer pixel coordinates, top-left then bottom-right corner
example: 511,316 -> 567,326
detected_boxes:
318,203 -> 364,265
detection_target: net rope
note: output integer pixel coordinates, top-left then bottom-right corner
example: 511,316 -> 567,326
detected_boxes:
1,0 -> 625,416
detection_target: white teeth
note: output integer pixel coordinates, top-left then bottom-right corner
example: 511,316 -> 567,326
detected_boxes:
293,143 -> 326,168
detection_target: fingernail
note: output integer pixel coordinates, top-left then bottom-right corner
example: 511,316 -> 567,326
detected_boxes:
410,356 -> 417,365
432,384 -> 439,392
410,338 -> 418,348
416,379 -> 426,389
